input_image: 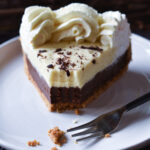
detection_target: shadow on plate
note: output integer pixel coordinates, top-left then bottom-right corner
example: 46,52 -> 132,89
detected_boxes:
64,70 -> 150,117
65,70 -> 150,117
86,70 -> 150,115
0,39 -> 21,70
82,109 -> 150,149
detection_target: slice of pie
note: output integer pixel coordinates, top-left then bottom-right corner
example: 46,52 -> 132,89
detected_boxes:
19,3 -> 131,112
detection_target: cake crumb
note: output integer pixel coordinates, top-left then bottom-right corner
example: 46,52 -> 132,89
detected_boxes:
27,139 -> 40,147
92,59 -> 96,64
75,109 -> 80,115
104,133 -> 111,138
51,147 -> 58,150
48,127 -> 67,146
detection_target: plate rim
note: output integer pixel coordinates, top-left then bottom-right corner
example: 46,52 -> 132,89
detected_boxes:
0,36 -> 19,49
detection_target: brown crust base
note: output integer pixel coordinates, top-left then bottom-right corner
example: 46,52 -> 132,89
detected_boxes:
24,46 -> 131,112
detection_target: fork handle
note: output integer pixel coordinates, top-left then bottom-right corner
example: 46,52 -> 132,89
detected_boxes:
125,92 -> 150,111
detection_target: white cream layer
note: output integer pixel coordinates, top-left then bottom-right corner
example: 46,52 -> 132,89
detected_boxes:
21,41 -> 129,88
20,3 -> 131,88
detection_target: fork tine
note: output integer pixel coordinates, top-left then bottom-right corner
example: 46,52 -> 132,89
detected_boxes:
76,132 -> 103,142
67,121 -> 93,132
72,127 -> 98,137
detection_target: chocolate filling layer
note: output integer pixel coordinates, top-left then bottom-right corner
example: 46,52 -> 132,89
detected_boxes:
25,49 -> 130,104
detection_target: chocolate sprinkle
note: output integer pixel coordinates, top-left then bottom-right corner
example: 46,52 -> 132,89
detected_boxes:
37,53 -> 43,57
60,61 -> 69,70
66,70 -> 70,77
55,48 -> 62,52
78,55 -> 83,59
37,50 -> 47,59
92,59 -> 96,64
39,50 -> 47,53
37,53 -> 47,59
57,58 -> 63,65
57,52 -> 64,55
56,57 -> 71,77
92,53 -> 97,57
81,46 -> 103,52
47,64 -> 54,69
67,52 -> 72,55
71,63 -> 76,67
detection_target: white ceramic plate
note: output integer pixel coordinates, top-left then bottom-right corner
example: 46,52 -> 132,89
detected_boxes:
0,34 -> 150,150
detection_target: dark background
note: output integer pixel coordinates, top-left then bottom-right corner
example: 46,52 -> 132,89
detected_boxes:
0,0 -> 150,149
0,0 -> 150,43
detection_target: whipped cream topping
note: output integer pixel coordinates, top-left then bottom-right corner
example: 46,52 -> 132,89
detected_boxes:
20,3 -> 130,49
100,11 -> 131,57
21,6 -> 55,47
53,3 -> 99,43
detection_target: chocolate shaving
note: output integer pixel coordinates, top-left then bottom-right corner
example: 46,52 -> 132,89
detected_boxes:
57,52 -> 64,55
78,55 -> 83,59
60,61 -> 69,70
81,46 -> 103,52
37,53 -> 43,57
57,58 -> 63,65
55,48 -> 62,52
47,64 -> 54,69
92,59 -> 96,64
67,52 -> 72,55
66,70 -> 70,77
92,53 -> 97,57
57,58 -> 70,77
39,50 -> 47,53
71,63 -> 76,67
37,53 -> 47,59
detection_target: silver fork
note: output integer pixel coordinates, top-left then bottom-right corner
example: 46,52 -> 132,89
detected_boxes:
67,92 -> 150,142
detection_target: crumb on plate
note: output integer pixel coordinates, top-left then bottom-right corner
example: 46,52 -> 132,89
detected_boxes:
51,147 -> 58,150
75,109 -> 80,115
27,139 -> 40,147
48,127 -> 67,146
104,133 -> 111,138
